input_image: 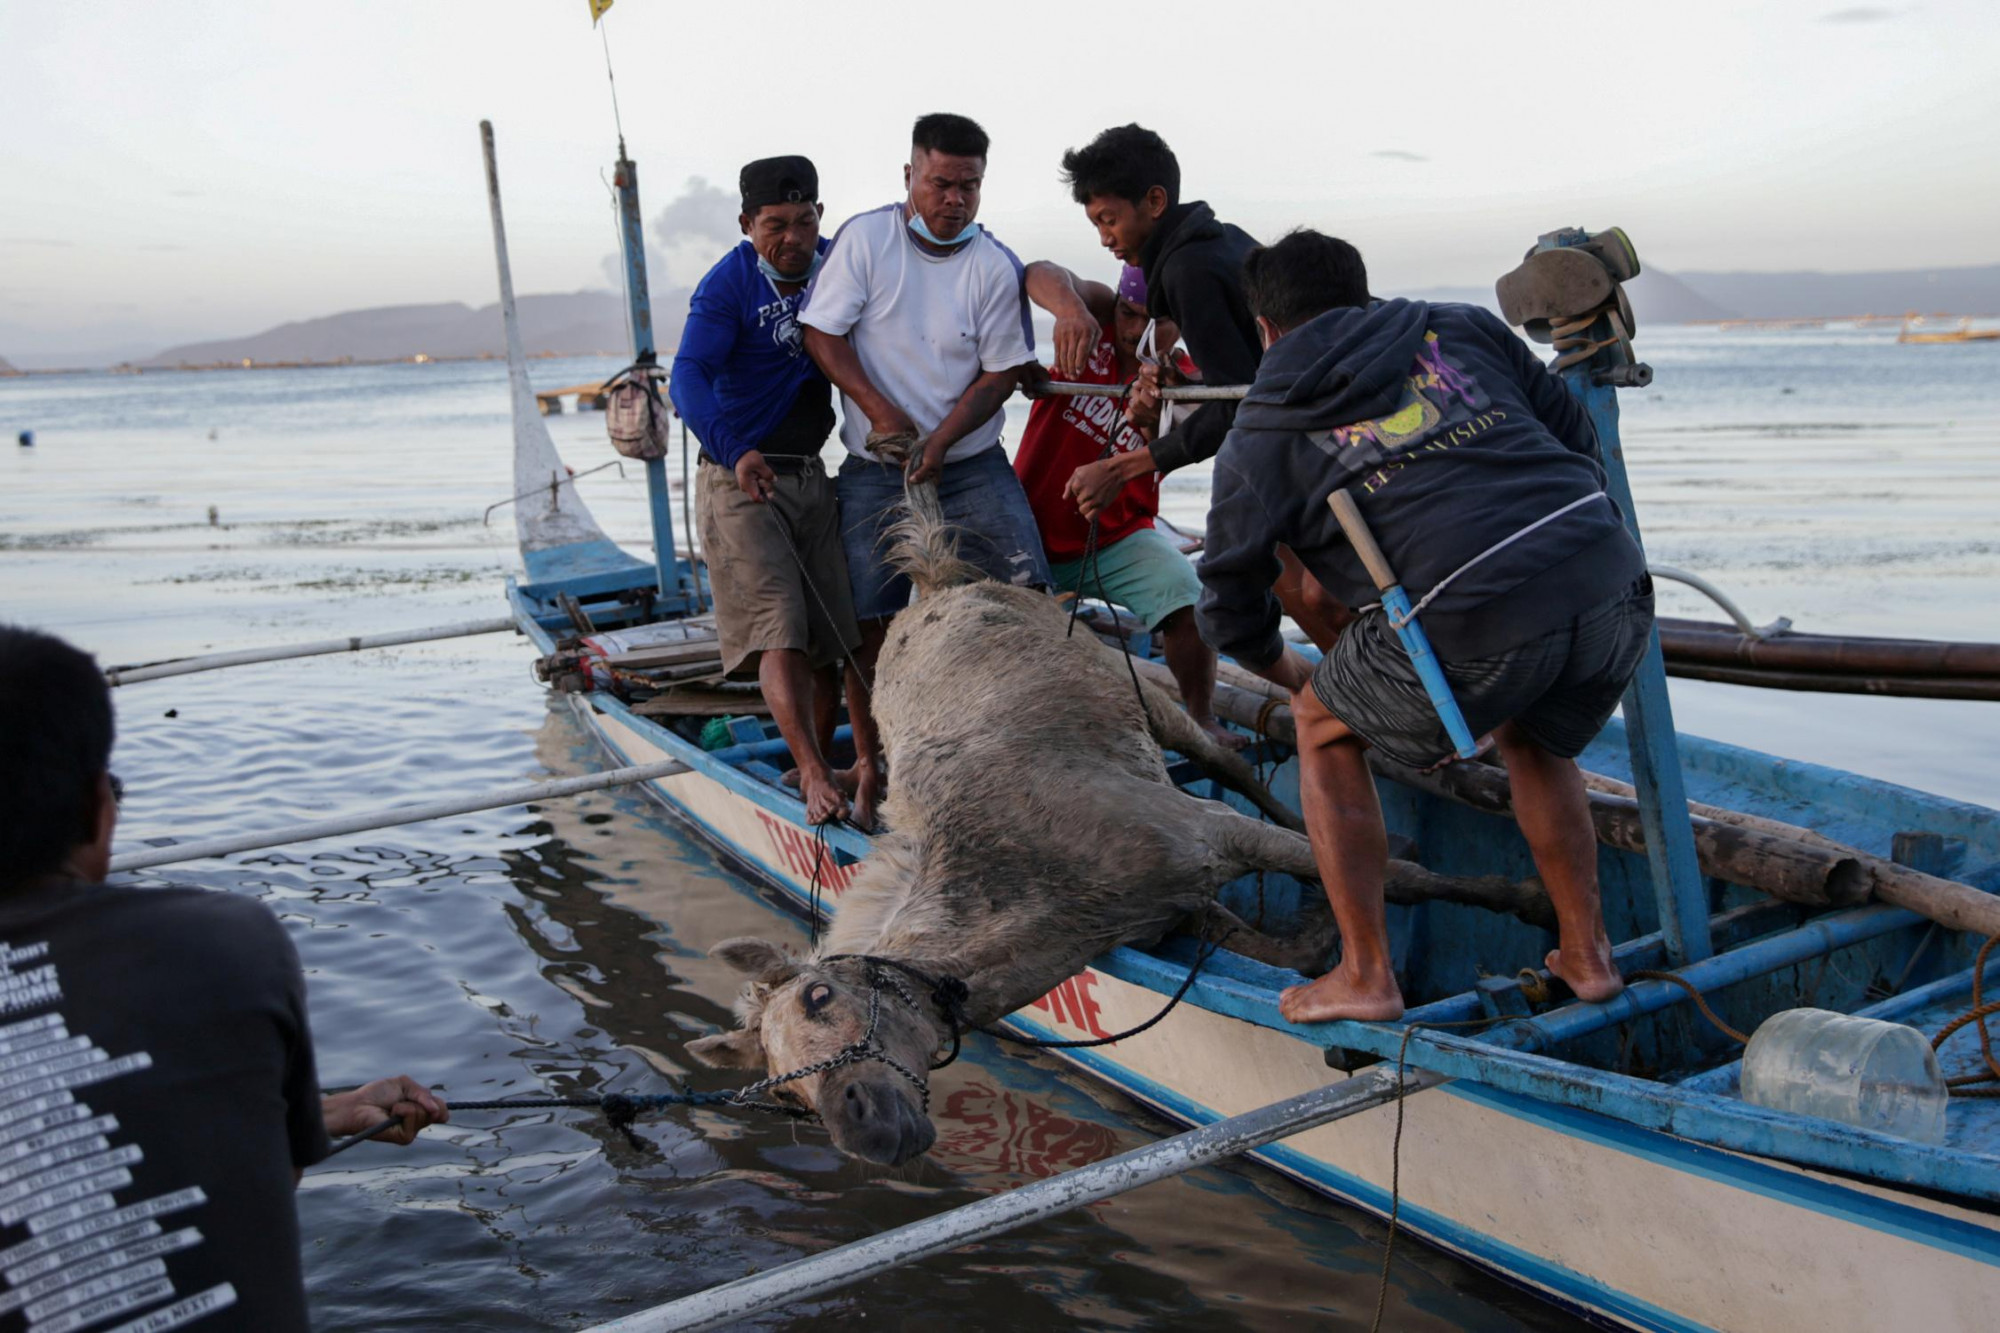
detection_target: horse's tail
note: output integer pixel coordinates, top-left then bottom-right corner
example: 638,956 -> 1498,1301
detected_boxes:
884,489 -> 984,597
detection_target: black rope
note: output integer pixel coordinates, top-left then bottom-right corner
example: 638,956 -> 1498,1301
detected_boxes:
1059,373 -> 1154,728
978,927 -> 1233,1051
324,935 -> 1233,1161
1064,504 -> 1153,730
321,1084 -> 815,1160
1369,1015 -> 1513,1333
765,497 -> 868,695
1064,511 -> 1101,641
808,821 -> 828,946
818,953 -> 972,1071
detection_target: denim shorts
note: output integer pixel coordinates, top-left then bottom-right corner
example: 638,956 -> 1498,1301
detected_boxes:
836,446 -> 1052,620
1311,578 -> 1656,767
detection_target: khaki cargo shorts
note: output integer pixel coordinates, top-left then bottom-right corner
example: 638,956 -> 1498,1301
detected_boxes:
696,456 -> 862,679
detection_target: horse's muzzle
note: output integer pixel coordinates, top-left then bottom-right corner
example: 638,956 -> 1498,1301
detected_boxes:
820,1071 -> 936,1166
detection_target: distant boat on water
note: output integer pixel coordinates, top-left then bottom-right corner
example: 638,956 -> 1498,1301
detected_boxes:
1897,315 -> 2000,344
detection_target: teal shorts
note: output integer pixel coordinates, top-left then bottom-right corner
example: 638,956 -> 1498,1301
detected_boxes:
1048,525 -> 1202,631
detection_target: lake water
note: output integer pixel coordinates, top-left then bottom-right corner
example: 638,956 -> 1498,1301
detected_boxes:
1,322 -> 1996,1329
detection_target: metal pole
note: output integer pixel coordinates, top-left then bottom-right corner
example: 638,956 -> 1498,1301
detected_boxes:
612,153 -> 679,599
1034,381 -> 1248,402
583,1063 -> 1442,1333
104,617 -> 516,686
108,757 -> 690,872
1542,230 -> 1711,965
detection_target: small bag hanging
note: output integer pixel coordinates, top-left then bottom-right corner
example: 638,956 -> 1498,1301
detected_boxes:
603,354 -> 671,460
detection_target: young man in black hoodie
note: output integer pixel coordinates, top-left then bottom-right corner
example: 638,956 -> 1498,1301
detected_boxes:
1056,123 -> 1258,500
1057,124 -> 1351,647
1197,230 -> 1654,1023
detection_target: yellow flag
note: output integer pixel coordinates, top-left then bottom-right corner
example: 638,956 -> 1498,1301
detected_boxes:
589,0 -> 613,23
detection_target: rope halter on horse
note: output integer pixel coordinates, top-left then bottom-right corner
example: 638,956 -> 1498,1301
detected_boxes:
732,955 -> 971,1116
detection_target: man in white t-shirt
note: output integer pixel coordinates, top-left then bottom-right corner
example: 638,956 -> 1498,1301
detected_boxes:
801,112 -> 1050,674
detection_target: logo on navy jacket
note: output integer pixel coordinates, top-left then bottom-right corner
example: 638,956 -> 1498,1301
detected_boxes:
1310,330 -> 1506,496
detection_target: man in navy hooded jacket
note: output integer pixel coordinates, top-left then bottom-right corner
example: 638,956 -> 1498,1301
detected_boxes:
1197,230 -> 1653,1023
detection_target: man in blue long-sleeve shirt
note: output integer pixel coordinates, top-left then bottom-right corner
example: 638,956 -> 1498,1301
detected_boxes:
671,156 -> 879,828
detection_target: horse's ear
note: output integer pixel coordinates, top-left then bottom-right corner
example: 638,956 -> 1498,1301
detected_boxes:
686,1029 -> 766,1070
712,937 -> 800,984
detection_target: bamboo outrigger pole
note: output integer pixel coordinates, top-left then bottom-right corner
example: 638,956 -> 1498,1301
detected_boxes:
104,617 -> 517,686
582,1063 -> 1443,1333
108,758 -> 689,873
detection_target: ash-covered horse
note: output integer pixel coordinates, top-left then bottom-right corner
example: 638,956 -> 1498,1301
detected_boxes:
688,488 -> 1329,1165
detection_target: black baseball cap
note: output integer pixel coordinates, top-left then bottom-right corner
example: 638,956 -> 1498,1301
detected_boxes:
740,156 -> 818,213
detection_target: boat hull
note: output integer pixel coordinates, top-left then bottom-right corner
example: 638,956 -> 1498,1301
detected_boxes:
560,684 -> 2000,1333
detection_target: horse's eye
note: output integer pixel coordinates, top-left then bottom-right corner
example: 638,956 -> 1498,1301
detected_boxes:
803,983 -> 833,1015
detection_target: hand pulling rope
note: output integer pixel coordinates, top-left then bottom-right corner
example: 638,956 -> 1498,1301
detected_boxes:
323,1084 -> 813,1160
325,931 -> 1241,1161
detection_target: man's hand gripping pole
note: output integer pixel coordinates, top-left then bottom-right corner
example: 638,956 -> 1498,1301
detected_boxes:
1327,489 -> 1481,761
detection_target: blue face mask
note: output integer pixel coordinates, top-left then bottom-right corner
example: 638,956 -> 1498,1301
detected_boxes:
906,208 -> 981,248
758,250 -> 822,285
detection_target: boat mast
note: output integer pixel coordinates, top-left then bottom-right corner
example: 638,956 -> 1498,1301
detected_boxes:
611,146 -> 683,600
481,119 -> 620,562
1538,228 -> 1712,966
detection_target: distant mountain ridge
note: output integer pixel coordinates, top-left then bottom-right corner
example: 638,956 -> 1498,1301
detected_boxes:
1666,264 -> 2000,320
1410,264 -> 2000,325
126,261 -> 2000,369
142,289 -> 691,367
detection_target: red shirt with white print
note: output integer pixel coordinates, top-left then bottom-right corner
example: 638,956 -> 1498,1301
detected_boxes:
1014,325 -> 1160,563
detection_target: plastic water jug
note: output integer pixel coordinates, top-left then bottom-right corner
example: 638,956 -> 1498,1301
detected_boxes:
1739,1008 -> 1947,1144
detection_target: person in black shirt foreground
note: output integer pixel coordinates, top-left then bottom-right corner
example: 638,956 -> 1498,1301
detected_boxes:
0,624 -> 447,1332
1196,231 -> 1652,1024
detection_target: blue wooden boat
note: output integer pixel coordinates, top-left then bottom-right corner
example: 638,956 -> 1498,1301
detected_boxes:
484,126 -> 2000,1330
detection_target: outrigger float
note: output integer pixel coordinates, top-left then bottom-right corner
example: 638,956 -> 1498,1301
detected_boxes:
482,124 -> 2000,1330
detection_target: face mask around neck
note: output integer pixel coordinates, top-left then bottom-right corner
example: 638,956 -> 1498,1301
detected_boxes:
758,250 -> 822,285
906,206 -> 980,249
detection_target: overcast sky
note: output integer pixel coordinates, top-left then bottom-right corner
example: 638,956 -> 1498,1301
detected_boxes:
4,0 -> 1997,359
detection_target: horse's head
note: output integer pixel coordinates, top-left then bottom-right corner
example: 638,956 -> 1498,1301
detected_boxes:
687,939 -> 950,1166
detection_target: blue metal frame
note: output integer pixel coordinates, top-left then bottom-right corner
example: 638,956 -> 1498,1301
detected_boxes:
612,152 -> 681,600
1541,228 -> 1711,965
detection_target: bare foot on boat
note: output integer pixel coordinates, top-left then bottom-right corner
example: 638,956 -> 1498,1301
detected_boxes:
1545,943 -> 1624,1004
799,766 -> 850,827
1277,964 -> 1405,1023
1195,714 -> 1250,751
783,766 -> 861,797
847,763 -> 883,833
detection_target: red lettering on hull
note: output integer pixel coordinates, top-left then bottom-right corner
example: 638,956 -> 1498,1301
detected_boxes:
754,809 -> 858,895
1028,971 -> 1112,1041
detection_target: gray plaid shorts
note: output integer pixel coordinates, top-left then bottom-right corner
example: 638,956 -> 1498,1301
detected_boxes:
1311,578 -> 1655,767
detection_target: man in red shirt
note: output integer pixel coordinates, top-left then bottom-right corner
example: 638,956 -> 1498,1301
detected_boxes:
1019,262 -> 1242,748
